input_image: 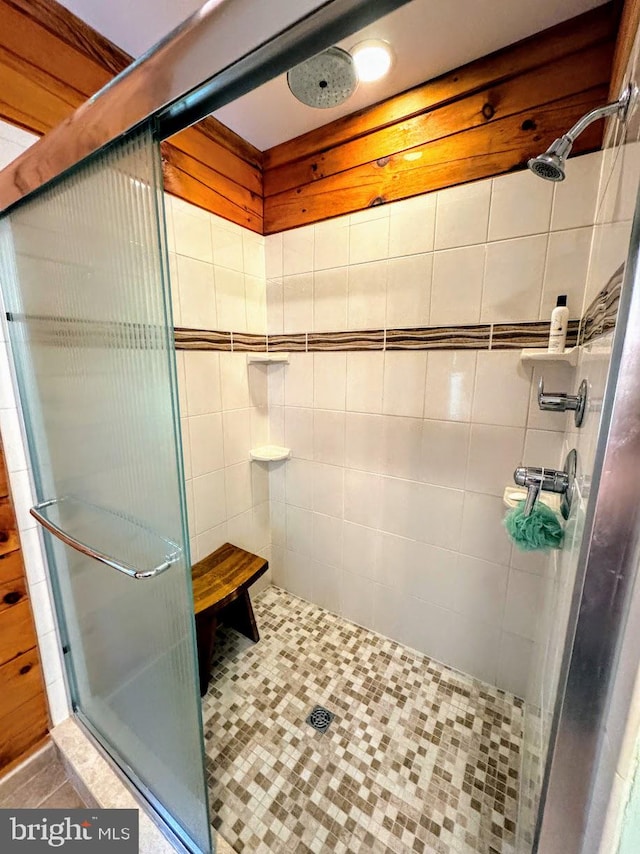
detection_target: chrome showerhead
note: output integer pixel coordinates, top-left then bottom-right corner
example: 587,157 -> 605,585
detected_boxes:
527,136 -> 572,182
528,83 -> 636,182
287,47 -> 357,108
527,151 -> 566,182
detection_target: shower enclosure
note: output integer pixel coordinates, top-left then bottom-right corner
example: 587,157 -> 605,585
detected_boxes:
1,0 -> 640,851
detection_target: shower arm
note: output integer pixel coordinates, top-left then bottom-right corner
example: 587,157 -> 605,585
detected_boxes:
562,90 -> 632,144
529,83 -> 637,181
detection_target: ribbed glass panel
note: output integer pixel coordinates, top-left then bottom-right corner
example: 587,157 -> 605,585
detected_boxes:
0,130 -> 211,854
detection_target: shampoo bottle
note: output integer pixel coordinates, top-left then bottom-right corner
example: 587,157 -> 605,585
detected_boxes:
548,294 -> 569,353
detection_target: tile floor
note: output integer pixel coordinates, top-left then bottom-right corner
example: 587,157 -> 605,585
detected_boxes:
0,741 -> 86,809
202,587 -> 524,854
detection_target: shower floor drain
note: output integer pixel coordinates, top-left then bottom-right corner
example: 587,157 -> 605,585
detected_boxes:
306,705 -> 335,733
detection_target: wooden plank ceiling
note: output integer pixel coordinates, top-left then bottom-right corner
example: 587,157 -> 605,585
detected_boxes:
0,0 -> 623,234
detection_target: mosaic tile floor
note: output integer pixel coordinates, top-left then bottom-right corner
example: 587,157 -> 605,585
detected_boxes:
202,587 -> 523,854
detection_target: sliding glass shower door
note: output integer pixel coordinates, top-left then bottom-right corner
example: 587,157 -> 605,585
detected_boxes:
0,130 -> 211,853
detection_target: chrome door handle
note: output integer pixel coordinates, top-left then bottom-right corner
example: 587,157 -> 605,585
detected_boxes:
538,377 -> 588,427
31,498 -> 181,579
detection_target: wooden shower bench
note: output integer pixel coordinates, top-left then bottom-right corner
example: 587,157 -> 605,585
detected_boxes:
191,542 -> 268,696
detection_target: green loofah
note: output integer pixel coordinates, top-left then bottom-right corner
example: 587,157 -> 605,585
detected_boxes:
504,500 -> 564,551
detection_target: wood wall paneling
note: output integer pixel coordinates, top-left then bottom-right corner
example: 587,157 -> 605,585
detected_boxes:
0,691 -> 50,770
162,140 -> 263,233
0,0 -> 263,231
0,445 -> 49,776
0,552 -> 28,616
0,496 -> 21,556
264,87 -> 609,232
263,5 -> 618,232
610,0 -> 640,97
163,124 -> 263,232
0,599 -> 38,668
0,650 -> 45,719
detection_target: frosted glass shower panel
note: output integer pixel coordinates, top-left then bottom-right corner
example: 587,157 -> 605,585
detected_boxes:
0,130 -> 211,853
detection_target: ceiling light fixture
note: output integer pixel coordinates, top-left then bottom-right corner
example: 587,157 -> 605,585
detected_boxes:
351,39 -> 394,83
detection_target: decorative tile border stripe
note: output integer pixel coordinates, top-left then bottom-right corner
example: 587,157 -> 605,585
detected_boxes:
231,333 -> 267,352
386,325 -> 490,350
268,333 -> 307,352
567,319 -> 580,347
580,262 -> 624,346
171,324 -> 553,353
307,330 -> 385,351
491,320 -> 580,350
174,328 -> 231,351
171,290 -> 616,355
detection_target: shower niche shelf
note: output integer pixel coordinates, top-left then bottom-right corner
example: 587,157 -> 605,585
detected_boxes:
250,445 -> 291,462
247,353 -> 289,364
520,347 -> 578,367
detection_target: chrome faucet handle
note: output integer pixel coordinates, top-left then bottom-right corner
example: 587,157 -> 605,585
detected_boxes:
538,377 -> 588,427
523,481 -> 541,516
514,449 -> 577,519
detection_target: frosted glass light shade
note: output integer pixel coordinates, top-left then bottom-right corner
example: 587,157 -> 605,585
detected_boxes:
352,39 -> 394,82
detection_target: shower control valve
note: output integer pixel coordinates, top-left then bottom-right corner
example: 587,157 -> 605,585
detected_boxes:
538,377 -> 588,427
513,449 -> 577,519
514,466 -> 569,517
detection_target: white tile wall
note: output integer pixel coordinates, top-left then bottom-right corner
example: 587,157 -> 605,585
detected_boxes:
167,194 -> 267,334
266,340 -> 568,692
169,198 -> 272,584
430,245 -> 485,325
262,155 -> 610,695
266,152 -> 602,331
481,235 -> 547,322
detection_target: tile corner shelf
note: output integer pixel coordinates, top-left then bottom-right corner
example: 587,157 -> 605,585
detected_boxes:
247,353 -> 289,364
520,347 -> 578,367
250,445 -> 291,462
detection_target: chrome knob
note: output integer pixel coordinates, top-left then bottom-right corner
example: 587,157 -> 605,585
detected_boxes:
538,377 -> 588,427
